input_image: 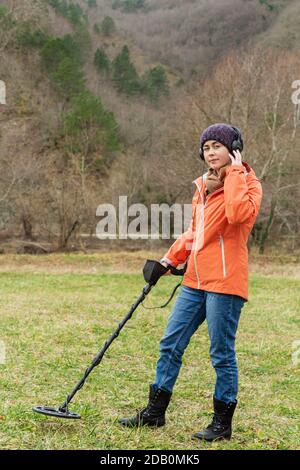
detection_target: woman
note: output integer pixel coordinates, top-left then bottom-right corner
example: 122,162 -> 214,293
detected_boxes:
119,123 -> 263,441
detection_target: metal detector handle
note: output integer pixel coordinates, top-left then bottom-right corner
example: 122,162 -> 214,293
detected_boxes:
168,262 -> 187,276
141,261 -> 188,310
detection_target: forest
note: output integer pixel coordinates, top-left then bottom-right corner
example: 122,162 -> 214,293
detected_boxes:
0,0 -> 299,254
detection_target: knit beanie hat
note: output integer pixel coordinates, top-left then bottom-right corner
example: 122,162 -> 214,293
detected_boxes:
200,123 -> 242,153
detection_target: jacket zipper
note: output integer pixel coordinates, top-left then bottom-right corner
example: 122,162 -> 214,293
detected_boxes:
193,182 -> 225,288
193,181 -> 202,289
219,235 -> 227,277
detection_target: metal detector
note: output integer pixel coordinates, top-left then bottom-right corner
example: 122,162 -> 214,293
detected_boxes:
33,260 -> 186,419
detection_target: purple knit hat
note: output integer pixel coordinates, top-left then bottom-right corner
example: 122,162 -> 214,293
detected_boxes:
200,123 -> 242,152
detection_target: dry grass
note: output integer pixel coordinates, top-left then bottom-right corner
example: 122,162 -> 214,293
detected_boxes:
0,249 -> 299,278
0,251 -> 299,450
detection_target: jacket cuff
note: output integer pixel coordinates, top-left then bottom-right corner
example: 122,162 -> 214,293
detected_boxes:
226,165 -> 245,176
160,256 -> 176,267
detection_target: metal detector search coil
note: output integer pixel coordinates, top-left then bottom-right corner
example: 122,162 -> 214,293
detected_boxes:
33,406 -> 81,419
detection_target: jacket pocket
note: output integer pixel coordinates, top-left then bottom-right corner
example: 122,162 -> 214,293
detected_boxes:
219,235 -> 227,278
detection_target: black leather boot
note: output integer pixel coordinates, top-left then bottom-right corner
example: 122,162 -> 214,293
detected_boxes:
192,397 -> 237,442
119,384 -> 172,428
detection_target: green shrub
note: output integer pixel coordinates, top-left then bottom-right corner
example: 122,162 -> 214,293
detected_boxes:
94,48 -> 110,76
41,35 -> 82,72
142,65 -> 169,101
17,23 -> 48,48
63,90 -> 119,168
259,0 -> 279,13
0,5 -> 16,30
46,0 -> 85,25
101,16 -> 116,36
94,23 -> 101,34
86,0 -> 97,7
112,45 -> 142,95
0,5 -> 8,17
50,57 -> 85,98
67,3 -> 85,25
112,0 -> 146,13
41,35 -> 85,99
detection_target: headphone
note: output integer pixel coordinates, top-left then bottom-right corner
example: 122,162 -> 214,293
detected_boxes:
198,126 -> 244,161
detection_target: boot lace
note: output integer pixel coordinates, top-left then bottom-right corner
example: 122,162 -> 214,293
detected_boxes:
207,413 -> 226,432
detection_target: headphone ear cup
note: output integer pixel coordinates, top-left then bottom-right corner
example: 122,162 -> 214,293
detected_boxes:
199,147 -> 204,160
231,126 -> 244,153
231,139 -> 243,153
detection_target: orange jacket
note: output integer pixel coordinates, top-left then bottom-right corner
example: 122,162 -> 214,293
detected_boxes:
162,162 -> 263,301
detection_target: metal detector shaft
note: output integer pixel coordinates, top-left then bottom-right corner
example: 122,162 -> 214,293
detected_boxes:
58,283 -> 153,411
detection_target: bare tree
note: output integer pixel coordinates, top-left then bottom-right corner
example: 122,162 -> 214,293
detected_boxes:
161,46 -> 300,252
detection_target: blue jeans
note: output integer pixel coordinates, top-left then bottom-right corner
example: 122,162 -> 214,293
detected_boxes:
154,285 -> 245,404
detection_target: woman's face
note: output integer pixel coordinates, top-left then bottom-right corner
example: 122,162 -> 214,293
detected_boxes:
203,140 -> 231,171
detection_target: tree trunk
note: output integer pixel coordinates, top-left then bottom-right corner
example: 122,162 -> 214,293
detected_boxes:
258,197 -> 276,254
22,214 -> 35,241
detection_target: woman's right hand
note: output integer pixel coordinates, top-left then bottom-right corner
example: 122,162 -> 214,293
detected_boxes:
161,261 -> 171,275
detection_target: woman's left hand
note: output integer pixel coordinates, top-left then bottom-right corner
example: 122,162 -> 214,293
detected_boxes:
229,149 -> 243,166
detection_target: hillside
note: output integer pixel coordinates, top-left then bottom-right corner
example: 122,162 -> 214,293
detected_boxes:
0,0 -> 300,254
75,0 -> 300,80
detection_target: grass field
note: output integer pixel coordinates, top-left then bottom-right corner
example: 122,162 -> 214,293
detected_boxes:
0,252 -> 299,450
